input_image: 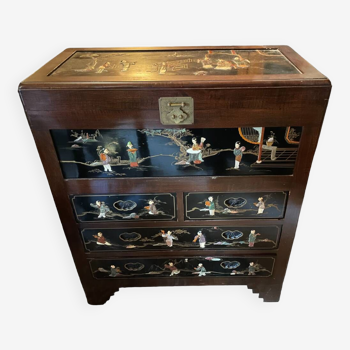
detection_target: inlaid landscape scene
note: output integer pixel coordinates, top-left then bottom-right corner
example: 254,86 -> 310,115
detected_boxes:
82,226 -> 280,252
52,127 -> 302,179
51,49 -> 301,77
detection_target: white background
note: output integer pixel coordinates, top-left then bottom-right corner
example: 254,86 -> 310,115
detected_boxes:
1,1 -> 349,349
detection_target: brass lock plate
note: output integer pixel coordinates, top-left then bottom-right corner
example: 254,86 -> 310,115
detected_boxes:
159,97 -> 194,125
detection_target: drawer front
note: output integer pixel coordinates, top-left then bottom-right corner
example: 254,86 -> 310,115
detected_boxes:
82,225 -> 281,252
51,127 -> 301,179
72,193 -> 177,222
185,192 -> 287,220
91,257 -> 275,279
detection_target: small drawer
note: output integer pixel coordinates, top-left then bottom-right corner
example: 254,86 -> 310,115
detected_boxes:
185,192 -> 287,220
90,256 -> 275,279
72,193 -> 177,222
82,225 -> 281,252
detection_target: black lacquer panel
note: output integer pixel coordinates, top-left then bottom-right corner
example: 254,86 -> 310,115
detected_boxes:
91,257 -> 275,279
51,127 -> 302,179
185,192 -> 287,220
82,226 -> 281,252
72,193 -> 177,222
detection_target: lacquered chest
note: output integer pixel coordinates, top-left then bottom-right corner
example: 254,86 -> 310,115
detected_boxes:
19,46 -> 331,303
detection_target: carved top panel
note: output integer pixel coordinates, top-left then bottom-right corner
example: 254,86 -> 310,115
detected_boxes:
50,49 -> 301,78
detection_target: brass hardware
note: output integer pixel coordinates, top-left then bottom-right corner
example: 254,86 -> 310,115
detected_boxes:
168,102 -> 185,107
159,97 -> 194,125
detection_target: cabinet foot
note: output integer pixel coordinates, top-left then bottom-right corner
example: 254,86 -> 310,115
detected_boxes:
86,288 -> 119,305
247,284 -> 282,302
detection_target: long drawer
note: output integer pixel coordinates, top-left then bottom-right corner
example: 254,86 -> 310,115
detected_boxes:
82,225 -> 281,252
90,256 -> 275,279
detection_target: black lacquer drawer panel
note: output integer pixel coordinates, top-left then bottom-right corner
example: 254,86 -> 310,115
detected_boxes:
82,225 -> 281,252
72,193 -> 177,222
185,192 -> 287,220
52,127 -> 302,179
91,257 -> 275,279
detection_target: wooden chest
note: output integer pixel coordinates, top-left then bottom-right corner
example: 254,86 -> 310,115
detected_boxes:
19,46 -> 331,304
